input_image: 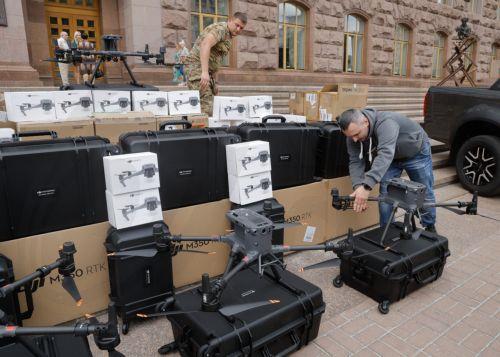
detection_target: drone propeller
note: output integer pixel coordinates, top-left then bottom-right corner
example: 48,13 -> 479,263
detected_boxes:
62,275 -> 83,306
108,248 -> 216,258
137,299 -> 280,319
299,258 -> 341,272
438,206 -> 500,222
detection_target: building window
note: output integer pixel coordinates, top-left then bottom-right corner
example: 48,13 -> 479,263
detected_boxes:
468,0 -> 482,15
393,24 -> 411,76
490,44 -> 499,78
344,14 -> 365,73
278,2 -> 306,70
431,32 -> 446,78
437,0 -> 453,5
191,0 -> 229,65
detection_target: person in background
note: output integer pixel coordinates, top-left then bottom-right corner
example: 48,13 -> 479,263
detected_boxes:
178,40 -> 189,85
56,31 -> 71,89
78,32 -> 95,85
71,31 -> 82,84
172,43 -> 183,84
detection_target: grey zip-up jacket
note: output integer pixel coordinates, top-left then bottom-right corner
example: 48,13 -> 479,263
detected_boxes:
347,108 -> 429,189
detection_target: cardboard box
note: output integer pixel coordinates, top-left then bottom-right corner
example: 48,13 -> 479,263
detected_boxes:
132,91 -> 169,116
273,181 -> 328,246
226,140 -> 271,176
217,97 -> 249,121
16,119 -> 94,140
288,92 -> 304,115
228,171 -> 273,205
188,114 -> 209,128
325,176 -> 379,238
168,91 -> 201,116
246,96 -> 273,118
0,127 -> 15,141
0,120 -> 17,130
156,115 -> 185,130
53,90 -> 94,120
92,90 -> 131,113
304,91 -> 320,121
106,189 -> 163,229
103,152 -> 160,195
318,84 -> 369,122
94,114 -> 156,144
0,222 -> 111,326
4,91 -> 57,122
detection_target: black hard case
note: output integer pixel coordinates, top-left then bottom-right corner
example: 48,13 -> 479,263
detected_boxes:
0,335 -> 91,357
105,221 -> 174,332
339,223 -> 450,305
168,267 -> 325,357
234,123 -> 321,189
120,129 -> 240,209
0,136 -> 118,241
309,122 -> 349,179
231,198 -> 285,261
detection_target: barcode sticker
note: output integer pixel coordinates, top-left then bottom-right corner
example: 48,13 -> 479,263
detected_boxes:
306,93 -> 317,105
303,226 -> 316,243
290,93 -> 296,99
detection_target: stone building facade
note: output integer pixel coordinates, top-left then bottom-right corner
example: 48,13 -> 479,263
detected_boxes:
0,0 -> 499,87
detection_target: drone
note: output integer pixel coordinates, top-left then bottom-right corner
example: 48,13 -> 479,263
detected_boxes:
241,150 -> 270,170
252,101 -> 272,114
224,104 -> 246,116
139,97 -> 167,110
18,100 -> 54,116
100,98 -> 130,112
117,163 -> 159,187
244,178 -> 271,198
173,97 -> 200,111
120,197 -> 161,221
60,96 -> 93,113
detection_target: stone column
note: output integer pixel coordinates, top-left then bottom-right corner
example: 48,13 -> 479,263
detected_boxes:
0,0 -> 42,86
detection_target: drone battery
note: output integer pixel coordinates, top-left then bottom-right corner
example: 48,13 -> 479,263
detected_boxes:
53,90 -> 94,120
168,91 -> 201,116
106,221 -> 173,333
4,91 -> 57,122
235,122 -> 321,189
226,140 -> 271,176
0,136 -> 119,241
92,90 -> 131,113
232,198 -> 285,261
168,266 -> 324,356
337,222 -> 449,312
105,188 -> 163,229
309,121 -> 349,179
103,152 -> 160,195
132,91 -> 169,116
387,178 -> 426,210
228,171 -> 273,205
120,128 -> 240,209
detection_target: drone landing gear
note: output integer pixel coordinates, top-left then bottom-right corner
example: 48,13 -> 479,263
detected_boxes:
378,300 -> 390,314
158,341 -> 178,355
332,275 -> 343,288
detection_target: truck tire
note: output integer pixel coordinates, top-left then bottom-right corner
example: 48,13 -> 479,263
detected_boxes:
456,135 -> 500,196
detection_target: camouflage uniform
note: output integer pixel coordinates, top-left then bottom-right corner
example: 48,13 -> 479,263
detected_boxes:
185,22 -> 232,115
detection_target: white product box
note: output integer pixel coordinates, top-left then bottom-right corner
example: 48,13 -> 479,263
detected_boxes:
103,152 -> 160,195
246,96 -> 273,118
0,111 -> 7,121
212,96 -> 232,120
0,128 -> 15,142
228,171 -> 273,205
53,90 -> 94,120
106,188 -> 163,229
168,90 -> 201,115
217,97 -> 249,121
4,91 -> 57,122
281,114 -> 307,123
132,91 -> 169,116
92,90 -> 131,113
226,140 -> 271,177
208,117 -> 247,128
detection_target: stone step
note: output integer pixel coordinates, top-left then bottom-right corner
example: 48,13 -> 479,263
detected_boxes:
368,91 -> 427,99
432,151 -> 450,169
402,166 -> 457,188
369,103 -> 423,111
367,97 -> 424,105
430,139 -> 448,153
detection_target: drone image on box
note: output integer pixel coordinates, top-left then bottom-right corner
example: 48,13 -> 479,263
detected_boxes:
241,150 -> 269,170
100,98 -> 130,112
117,163 -> 159,187
224,104 -> 246,116
252,101 -> 272,114
173,97 -> 199,111
244,177 -> 271,198
0,243 -> 124,357
139,97 -> 167,110
18,100 -> 54,116
120,196 -> 161,221
60,96 -> 93,113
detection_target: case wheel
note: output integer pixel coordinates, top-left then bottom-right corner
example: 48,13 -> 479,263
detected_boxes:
378,301 -> 390,314
121,323 -> 129,335
332,275 -> 343,288
158,342 -> 178,355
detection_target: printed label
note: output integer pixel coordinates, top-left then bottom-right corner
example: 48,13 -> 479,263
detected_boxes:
306,93 -> 317,105
303,226 -> 316,243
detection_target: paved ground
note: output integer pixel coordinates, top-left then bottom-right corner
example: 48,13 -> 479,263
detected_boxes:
88,183 -> 500,356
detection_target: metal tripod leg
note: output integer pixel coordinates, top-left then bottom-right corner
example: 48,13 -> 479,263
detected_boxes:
88,56 -> 104,88
122,57 -> 143,87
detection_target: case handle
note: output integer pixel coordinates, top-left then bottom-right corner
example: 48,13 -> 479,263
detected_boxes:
13,130 -> 58,140
159,120 -> 192,130
262,115 -> 286,123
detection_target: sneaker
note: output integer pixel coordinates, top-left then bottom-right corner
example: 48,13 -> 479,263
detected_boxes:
425,225 -> 437,233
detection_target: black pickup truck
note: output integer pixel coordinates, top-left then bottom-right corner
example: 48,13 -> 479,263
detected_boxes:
424,79 -> 500,196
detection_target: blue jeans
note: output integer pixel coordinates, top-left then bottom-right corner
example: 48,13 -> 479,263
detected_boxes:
379,140 -> 436,228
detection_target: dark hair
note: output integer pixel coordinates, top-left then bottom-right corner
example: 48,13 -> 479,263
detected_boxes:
81,33 -> 89,40
337,109 -> 364,131
232,12 -> 247,24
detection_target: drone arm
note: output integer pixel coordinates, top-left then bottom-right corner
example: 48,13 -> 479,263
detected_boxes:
0,323 -> 96,338
272,241 -> 338,254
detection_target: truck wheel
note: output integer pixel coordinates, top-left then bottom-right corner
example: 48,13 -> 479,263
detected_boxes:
456,135 -> 500,196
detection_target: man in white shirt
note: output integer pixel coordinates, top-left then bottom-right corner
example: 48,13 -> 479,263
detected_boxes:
57,31 -> 71,89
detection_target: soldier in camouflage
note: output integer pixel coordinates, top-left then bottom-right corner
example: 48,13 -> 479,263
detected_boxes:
185,12 -> 247,115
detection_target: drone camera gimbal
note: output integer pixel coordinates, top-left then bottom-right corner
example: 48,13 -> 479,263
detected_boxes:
61,96 -> 92,113
173,97 -> 199,110
241,150 -> 270,170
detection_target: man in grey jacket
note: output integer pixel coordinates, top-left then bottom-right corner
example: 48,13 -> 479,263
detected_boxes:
338,108 -> 436,232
